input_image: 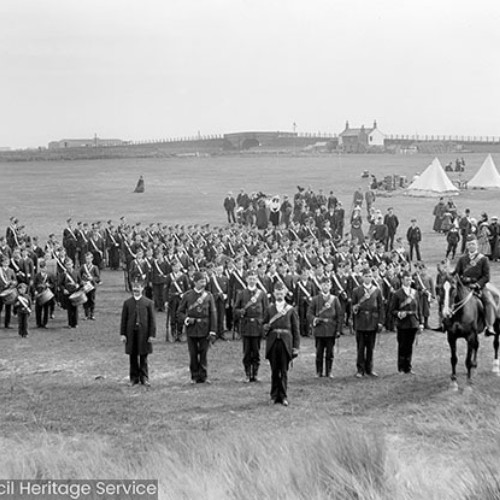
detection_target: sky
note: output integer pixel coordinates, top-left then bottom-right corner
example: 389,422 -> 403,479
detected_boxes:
1,0 -> 500,149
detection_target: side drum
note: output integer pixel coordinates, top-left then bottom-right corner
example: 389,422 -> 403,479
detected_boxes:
37,288 -> 55,305
69,290 -> 88,306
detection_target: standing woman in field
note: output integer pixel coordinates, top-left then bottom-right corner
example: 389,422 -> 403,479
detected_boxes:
477,221 -> 491,258
432,197 -> 446,233
350,206 -> 364,245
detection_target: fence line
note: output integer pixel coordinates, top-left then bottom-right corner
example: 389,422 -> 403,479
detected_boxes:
125,133 -> 500,146
386,134 -> 500,143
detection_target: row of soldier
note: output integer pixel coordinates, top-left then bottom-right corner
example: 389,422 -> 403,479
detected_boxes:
1,213 -> 434,337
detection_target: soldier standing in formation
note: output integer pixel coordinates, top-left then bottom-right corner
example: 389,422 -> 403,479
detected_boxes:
234,269 -> 269,382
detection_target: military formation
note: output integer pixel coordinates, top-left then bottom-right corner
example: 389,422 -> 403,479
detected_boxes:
1,185 -> 497,405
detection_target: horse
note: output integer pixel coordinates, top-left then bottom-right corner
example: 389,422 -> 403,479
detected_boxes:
441,275 -> 483,390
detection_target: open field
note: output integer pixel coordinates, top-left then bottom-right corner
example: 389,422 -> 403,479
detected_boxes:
1,153 -> 500,499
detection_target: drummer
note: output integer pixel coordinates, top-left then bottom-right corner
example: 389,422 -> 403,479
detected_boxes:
0,255 -> 17,329
59,258 -> 81,329
78,252 -> 100,321
33,259 -> 55,329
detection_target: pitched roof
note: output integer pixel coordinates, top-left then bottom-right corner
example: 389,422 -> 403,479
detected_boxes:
406,158 -> 459,197
339,127 -> 374,137
468,154 -> 500,189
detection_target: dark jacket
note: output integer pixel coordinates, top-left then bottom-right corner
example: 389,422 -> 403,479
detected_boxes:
234,288 -> 269,337
406,226 -> 422,243
307,294 -> 341,337
351,285 -> 384,331
120,296 -> 156,355
264,303 -> 300,360
453,252 -> 490,288
390,287 -> 422,330
177,289 -> 217,337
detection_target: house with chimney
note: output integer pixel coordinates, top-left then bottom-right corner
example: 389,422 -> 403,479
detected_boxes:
338,120 -> 385,152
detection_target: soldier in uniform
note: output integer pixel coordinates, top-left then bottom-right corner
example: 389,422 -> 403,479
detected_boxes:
390,271 -> 423,374
59,258 -> 81,329
352,268 -> 384,377
0,256 -> 17,328
308,277 -> 341,378
63,218 -> 78,263
165,261 -> 190,341
33,259 -> 55,328
406,218 -> 422,263
453,234 -> 496,336
294,267 -> 313,337
234,270 -> 269,382
228,258 -> 246,338
263,282 -> 300,406
151,250 -> 170,312
177,271 -> 217,384
208,263 -> 229,341
78,251 -> 101,320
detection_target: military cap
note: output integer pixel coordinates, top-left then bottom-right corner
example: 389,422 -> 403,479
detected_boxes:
192,271 -> 205,282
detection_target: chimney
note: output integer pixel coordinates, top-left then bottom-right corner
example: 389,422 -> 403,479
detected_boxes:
373,120 -> 377,129
345,120 -> 349,130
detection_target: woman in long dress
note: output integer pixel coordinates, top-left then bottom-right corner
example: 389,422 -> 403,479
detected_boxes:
477,222 -> 491,257
350,207 -> 364,245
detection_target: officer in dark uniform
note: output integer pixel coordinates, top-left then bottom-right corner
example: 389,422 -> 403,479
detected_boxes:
308,277 -> 341,378
390,271 -> 423,374
177,271 -> 217,384
263,282 -> 300,406
234,270 -> 269,382
352,268 -> 384,377
453,234 -> 496,336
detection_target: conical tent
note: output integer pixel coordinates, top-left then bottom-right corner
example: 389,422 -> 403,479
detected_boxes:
468,154 -> 500,189
406,158 -> 459,197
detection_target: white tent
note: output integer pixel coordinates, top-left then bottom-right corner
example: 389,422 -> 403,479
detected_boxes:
406,158 -> 459,197
468,154 -> 500,189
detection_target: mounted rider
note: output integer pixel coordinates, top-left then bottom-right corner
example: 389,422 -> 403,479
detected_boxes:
452,234 -> 496,336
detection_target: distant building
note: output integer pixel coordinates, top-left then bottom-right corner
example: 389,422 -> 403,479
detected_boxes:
48,137 -> 125,149
0,147 -> 11,152
338,120 -> 385,152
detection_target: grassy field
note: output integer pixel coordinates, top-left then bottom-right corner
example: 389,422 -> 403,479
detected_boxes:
1,153 -> 500,499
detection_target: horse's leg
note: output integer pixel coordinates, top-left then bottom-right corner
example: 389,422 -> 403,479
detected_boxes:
493,320 -> 500,375
466,333 -> 479,385
448,333 -> 459,391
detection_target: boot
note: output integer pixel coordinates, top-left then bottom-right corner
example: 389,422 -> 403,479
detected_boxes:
252,366 -> 260,383
316,358 -> 323,378
326,359 -> 333,378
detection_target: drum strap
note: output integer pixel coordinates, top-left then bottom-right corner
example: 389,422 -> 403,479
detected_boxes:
65,271 -> 76,286
211,275 -> 223,295
107,229 -> 118,245
297,281 -> 312,300
17,295 -> 31,312
154,259 -> 166,278
0,268 -> 8,287
318,295 -> 335,316
187,291 -> 208,312
268,304 -> 292,327
171,274 -> 184,295
243,289 -> 262,310
90,239 -> 103,255
232,271 -> 246,289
